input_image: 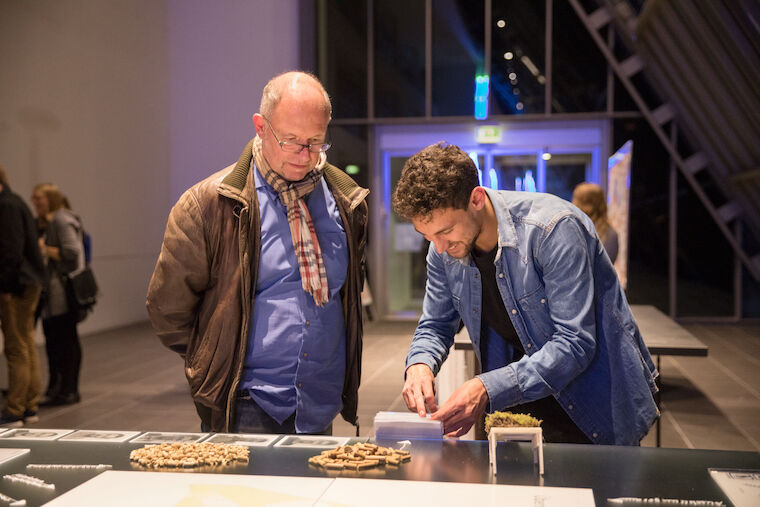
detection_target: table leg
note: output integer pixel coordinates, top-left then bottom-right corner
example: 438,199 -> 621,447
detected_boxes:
656,355 -> 662,448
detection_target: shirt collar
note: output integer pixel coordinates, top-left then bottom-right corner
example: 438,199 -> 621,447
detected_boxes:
253,161 -> 275,193
484,188 -> 518,249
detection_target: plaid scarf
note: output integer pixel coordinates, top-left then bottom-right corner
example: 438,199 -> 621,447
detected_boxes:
253,136 -> 329,306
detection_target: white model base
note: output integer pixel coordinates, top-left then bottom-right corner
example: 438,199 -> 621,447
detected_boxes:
488,427 -> 544,475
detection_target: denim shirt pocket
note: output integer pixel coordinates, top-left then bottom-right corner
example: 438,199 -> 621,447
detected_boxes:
517,286 -> 554,342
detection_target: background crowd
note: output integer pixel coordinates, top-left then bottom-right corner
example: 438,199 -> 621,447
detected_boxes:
0,166 -> 88,427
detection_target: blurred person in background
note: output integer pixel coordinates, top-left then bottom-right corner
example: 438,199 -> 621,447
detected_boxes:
572,182 -> 619,263
0,165 -> 46,426
31,183 -> 52,240
37,184 -> 85,406
30,183 -> 55,396
29,183 -> 54,329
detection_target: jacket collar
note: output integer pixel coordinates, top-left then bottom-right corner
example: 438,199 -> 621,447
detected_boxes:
484,188 -> 519,250
219,138 -> 369,209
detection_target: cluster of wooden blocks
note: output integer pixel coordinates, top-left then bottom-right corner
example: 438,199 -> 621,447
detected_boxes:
308,442 -> 411,471
129,442 -> 250,469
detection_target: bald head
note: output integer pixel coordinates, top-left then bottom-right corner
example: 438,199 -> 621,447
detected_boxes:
260,71 -> 332,121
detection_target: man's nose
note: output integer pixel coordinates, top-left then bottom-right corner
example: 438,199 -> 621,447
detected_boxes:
433,238 -> 448,254
297,146 -> 312,161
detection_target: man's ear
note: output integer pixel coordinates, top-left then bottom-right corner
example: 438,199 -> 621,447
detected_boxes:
252,114 -> 266,137
469,186 -> 487,211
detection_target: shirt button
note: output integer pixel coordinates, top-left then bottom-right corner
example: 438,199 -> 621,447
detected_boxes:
474,273 -> 479,279
498,273 -> 504,278
540,298 -> 546,304
297,382 -> 303,388
592,432 -> 598,439
526,344 -> 532,349
511,309 -> 517,314
303,353 -> 308,358
568,404 -> 574,410
305,320 -> 310,326
473,308 -> 478,314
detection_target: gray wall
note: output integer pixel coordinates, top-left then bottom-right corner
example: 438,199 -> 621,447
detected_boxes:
0,0 -> 300,334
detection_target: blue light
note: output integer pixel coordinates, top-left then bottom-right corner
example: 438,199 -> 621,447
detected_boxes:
474,74 -> 489,120
488,168 -> 499,190
469,151 -> 483,186
524,170 -> 537,192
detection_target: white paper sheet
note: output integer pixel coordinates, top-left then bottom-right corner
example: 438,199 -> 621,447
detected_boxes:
0,447 -> 29,465
709,468 -> 760,507
43,471 -> 596,507
59,429 -> 142,443
129,431 -> 207,444
274,435 -> 350,448
201,433 -> 281,447
0,428 -> 73,441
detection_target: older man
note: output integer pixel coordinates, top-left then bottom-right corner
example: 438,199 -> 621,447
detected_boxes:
147,72 -> 369,434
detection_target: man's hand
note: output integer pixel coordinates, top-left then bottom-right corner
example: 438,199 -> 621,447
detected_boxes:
402,363 -> 438,417
430,377 -> 489,437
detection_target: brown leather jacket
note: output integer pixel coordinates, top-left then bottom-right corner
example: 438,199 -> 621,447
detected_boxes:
146,140 -> 369,432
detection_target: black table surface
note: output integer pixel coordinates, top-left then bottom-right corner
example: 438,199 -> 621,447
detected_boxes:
0,437 -> 757,506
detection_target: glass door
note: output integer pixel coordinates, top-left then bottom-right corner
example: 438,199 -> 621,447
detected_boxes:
388,155 -> 428,315
545,153 -> 592,202
372,120 -> 606,318
491,154 -> 539,191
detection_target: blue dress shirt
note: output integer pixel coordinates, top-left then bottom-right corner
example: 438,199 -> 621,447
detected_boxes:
242,165 -> 347,433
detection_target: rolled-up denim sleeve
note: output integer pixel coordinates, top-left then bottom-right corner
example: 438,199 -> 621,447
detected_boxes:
405,246 -> 460,376
478,365 -> 521,411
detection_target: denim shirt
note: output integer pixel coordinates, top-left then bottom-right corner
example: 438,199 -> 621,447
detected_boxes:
406,189 -> 659,445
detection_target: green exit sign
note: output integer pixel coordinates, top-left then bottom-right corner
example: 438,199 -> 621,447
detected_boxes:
475,125 -> 502,144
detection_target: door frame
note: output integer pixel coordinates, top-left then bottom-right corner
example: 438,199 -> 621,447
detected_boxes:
370,119 -> 610,319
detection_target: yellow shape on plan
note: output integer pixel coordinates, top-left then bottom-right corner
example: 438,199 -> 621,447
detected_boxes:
175,483 -> 354,507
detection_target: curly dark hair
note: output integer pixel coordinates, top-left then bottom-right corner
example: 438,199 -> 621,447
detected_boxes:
392,142 -> 479,221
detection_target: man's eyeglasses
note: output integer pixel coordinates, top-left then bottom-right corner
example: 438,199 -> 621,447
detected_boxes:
263,116 -> 331,154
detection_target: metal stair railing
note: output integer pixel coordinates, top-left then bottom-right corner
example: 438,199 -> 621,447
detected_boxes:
567,0 -> 760,282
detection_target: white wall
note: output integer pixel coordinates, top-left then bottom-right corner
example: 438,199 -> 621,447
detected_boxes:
0,0 -> 300,334
167,0 -> 300,201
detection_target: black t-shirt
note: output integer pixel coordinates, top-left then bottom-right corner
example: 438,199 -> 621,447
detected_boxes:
471,245 -> 591,444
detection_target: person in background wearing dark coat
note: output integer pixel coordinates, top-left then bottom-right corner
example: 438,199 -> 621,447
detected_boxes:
0,165 -> 46,427
37,184 -> 84,406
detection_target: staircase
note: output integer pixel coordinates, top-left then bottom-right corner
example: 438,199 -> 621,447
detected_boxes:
568,0 -> 760,281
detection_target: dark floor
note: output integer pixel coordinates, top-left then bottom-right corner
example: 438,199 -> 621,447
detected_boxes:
5,319 -> 759,451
